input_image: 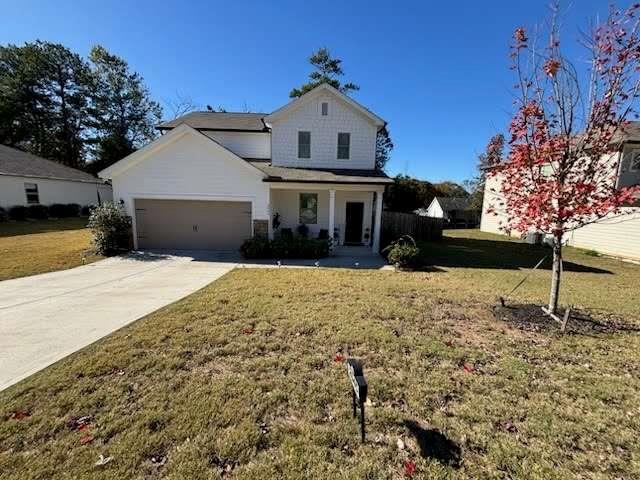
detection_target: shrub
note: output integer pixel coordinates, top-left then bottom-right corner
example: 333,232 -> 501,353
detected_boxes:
66,203 -> 81,217
88,202 -> 132,256
27,204 -> 49,219
240,237 -> 271,259
49,203 -> 80,217
80,205 -> 94,217
0,207 -> 8,222
8,205 -> 27,221
296,224 -> 309,237
240,236 -> 330,259
49,203 -> 67,218
382,235 -> 421,269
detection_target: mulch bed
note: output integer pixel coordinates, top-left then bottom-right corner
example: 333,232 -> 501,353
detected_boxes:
492,303 -> 640,335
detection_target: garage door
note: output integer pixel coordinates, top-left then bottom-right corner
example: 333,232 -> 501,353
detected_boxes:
135,199 -> 252,250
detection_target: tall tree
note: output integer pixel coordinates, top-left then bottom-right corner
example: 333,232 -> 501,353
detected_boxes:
466,134 -> 504,210
384,175 -> 442,213
291,47 -> 393,171
0,41 -> 91,168
487,4 -> 640,315
86,45 -> 161,173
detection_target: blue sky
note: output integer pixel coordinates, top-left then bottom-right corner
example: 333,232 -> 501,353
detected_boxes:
1,0 -> 613,183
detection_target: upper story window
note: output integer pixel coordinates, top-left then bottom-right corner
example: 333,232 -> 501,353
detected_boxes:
298,131 -> 311,159
24,183 -> 39,204
631,150 -> 640,171
321,102 -> 328,116
337,132 -> 350,159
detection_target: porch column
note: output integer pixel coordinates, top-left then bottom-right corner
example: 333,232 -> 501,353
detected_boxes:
372,190 -> 383,253
329,189 -> 336,249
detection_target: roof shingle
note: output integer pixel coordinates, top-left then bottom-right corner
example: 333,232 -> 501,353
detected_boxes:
157,112 -> 268,132
246,160 -> 393,184
0,144 -> 103,183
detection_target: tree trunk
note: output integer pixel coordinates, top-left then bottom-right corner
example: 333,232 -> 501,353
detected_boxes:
548,234 -> 563,314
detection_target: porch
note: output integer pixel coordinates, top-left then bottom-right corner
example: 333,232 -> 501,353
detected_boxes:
268,183 -> 385,253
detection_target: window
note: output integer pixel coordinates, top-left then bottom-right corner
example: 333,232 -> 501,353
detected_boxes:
321,102 -> 328,116
337,132 -> 350,159
631,150 -> 640,171
299,193 -> 318,224
24,183 -> 39,204
298,131 -> 311,158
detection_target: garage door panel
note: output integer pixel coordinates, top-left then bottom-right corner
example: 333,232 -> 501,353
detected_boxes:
135,199 -> 251,250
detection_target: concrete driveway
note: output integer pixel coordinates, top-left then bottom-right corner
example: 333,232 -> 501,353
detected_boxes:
0,252 -> 237,391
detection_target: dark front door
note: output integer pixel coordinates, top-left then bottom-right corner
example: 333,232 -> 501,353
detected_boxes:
345,202 -> 364,244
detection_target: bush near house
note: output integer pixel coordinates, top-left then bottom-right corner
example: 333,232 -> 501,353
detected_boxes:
8,206 -> 27,221
87,202 -> 132,256
240,236 -> 330,259
49,203 -> 81,218
382,235 -> 421,269
26,204 -> 49,220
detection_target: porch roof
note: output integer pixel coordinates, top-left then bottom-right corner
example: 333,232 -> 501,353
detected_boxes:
245,160 -> 393,185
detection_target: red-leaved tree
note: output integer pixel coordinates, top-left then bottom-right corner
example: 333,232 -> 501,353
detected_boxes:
487,3 -> 640,314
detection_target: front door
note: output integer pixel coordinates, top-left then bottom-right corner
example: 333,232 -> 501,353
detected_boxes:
345,202 -> 364,244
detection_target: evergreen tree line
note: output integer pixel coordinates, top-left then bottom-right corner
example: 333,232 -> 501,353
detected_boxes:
0,41 -> 161,174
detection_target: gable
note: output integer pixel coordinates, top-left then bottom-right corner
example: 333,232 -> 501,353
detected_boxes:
264,83 -> 385,130
99,124 -> 265,180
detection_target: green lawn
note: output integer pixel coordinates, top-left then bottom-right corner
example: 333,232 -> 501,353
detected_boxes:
0,230 -> 638,479
0,218 -> 101,281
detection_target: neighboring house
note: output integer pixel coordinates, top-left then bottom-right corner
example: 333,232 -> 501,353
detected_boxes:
480,128 -> 640,260
99,83 -> 392,251
417,196 -> 479,227
0,144 -> 112,209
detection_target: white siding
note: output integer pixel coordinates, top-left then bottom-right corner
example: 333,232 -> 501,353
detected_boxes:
202,131 -> 270,159
0,175 -> 112,208
480,174 -> 509,234
426,199 -> 444,218
270,92 -> 377,170
481,172 -> 640,260
110,131 -> 269,229
567,208 -> 640,260
270,189 -> 329,237
270,188 -> 374,244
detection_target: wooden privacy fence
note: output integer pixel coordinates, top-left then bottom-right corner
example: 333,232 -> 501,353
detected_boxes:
381,211 -> 443,247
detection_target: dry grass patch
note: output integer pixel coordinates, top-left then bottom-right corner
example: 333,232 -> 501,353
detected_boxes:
1,266 -> 639,479
0,218 -> 101,280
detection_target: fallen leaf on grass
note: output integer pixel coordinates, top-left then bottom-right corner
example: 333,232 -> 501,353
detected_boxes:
67,415 -> 93,431
242,328 -> 254,335
397,438 -> 405,451
333,353 -> 345,363
95,454 -> 113,466
462,363 -> 475,373
404,459 -> 417,477
80,435 -> 94,445
8,410 -> 30,420
495,419 -> 518,433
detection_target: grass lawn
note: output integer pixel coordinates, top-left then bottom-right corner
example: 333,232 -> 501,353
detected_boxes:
0,230 -> 639,479
0,218 -> 102,281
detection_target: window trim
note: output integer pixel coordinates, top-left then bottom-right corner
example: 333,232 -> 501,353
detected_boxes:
298,131 -> 311,159
299,192 -> 318,225
321,102 -> 328,116
24,182 -> 39,204
337,132 -> 350,160
631,149 -> 640,171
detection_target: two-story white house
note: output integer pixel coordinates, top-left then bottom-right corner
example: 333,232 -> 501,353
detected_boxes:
99,83 -> 392,252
